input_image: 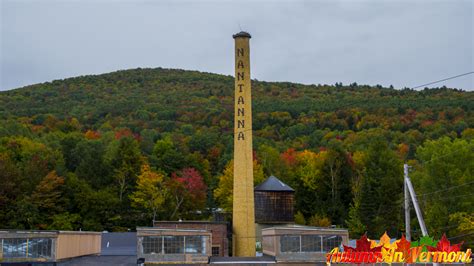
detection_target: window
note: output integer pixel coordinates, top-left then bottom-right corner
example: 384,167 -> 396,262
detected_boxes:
2,238 -> 52,259
301,235 -> 322,252
212,246 -> 220,256
280,235 -> 300,253
28,238 -> 53,258
143,236 -> 162,254
322,235 -> 342,252
164,236 -> 184,254
279,234 -> 341,253
185,236 -> 207,254
3,238 -> 27,258
141,235 -> 208,255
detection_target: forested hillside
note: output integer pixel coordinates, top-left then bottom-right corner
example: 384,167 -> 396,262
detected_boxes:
0,68 -> 472,247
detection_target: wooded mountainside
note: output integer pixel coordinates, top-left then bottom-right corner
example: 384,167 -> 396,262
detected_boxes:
0,68 -> 472,247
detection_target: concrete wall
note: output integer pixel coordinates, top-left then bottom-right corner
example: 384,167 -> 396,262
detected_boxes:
56,231 -> 101,260
256,223 -> 294,244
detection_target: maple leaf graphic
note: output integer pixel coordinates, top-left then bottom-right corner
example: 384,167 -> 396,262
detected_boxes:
426,234 -> 463,253
379,231 -> 396,249
394,234 -> 413,262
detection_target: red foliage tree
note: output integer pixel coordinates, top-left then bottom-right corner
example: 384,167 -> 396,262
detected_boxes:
168,168 -> 207,219
281,148 -> 297,166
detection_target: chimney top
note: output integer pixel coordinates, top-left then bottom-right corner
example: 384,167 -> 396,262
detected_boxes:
233,31 -> 251,39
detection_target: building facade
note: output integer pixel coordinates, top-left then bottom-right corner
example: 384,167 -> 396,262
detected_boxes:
136,227 -> 212,264
153,221 -> 229,257
0,230 -> 101,264
262,226 -> 349,263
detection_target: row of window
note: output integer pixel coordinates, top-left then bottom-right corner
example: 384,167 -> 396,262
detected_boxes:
141,235 -> 208,255
2,238 -> 53,258
280,235 -> 342,253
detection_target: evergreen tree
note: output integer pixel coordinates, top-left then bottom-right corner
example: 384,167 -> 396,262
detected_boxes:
350,140 -> 403,238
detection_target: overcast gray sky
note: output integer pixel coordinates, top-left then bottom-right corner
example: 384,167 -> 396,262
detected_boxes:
1,0 -> 473,91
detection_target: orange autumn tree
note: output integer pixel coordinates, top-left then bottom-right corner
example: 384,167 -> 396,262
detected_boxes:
31,171 -> 66,229
32,171 -> 64,213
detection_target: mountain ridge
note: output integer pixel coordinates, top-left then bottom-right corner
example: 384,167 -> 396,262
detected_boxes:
1,67 -> 472,124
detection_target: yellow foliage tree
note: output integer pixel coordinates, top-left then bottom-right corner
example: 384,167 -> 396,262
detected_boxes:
214,159 -> 265,212
294,211 -> 306,225
294,150 -> 327,190
130,164 -> 166,222
308,214 -> 331,227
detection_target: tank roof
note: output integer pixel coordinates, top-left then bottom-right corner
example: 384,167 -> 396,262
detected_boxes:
255,175 -> 294,192
233,31 -> 252,38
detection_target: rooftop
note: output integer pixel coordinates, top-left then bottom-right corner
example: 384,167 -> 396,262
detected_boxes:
255,175 -> 294,192
233,31 -> 252,38
262,224 -> 348,232
154,220 -> 227,224
136,227 -> 209,233
0,229 -> 101,235
209,255 -> 276,264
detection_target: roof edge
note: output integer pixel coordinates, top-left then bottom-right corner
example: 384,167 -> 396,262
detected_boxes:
233,31 -> 252,38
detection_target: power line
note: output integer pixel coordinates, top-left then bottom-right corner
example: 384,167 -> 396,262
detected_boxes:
425,193 -> 474,200
410,223 -> 462,233
417,181 -> 474,198
411,71 -> 474,89
448,232 -> 474,239
419,147 -> 474,165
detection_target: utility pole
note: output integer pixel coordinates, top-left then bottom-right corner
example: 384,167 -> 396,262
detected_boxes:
404,164 -> 411,241
404,163 -> 428,237
404,164 -> 439,266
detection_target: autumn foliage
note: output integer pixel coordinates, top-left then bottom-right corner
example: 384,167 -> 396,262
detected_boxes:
0,68 -> 471,245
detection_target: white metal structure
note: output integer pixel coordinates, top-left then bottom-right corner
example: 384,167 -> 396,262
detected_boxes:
404,163 -> 428,241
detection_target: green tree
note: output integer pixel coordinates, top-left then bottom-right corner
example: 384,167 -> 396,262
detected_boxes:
350,140 -> 403,238
412,137 -> 473,239
74,139 -> 111,188
323,142 -> 354,224
449,212 -> 474,249
257,144 -> 284,178
47,212 -> 81,230
152,137 -> 185,174
63,173 -> 120,231
108,137 -> 142,201
10,197 -> 40,229
0,152 -> 21,227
